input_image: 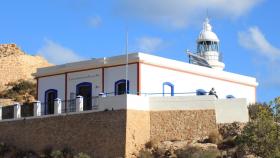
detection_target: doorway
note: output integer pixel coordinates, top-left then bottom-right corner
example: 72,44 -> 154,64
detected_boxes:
45,89 -> 57,114
76,82 -> 92,111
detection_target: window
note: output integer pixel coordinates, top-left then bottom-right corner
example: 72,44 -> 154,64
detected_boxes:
163,82 -> 174,96
76,82 -> 92,111
196,89 -> 207,96
45,89 -> 57,115
115,79 -> 129,95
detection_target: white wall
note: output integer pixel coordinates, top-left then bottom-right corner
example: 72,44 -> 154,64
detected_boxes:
127,94 -> 149,111
67,69 -> 102,99
149,96 -> 216,111
94,94 -> 149,111
95,95 -> 249,123
140,63 -> 256,103
104,64 -> 138,95
90,95 -> 216,112
215,98 -> 249,123
97,95 -> 127,111
38,74 -> 66,102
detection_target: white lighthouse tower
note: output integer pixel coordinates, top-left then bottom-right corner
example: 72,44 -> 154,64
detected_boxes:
197,18 -> 225,70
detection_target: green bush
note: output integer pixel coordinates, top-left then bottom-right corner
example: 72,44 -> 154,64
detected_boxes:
248,102 -> 272,120
50,150 -> 64,158
237,103 -> 280,158
0,79 -> 36,103
74,152 -> 91,158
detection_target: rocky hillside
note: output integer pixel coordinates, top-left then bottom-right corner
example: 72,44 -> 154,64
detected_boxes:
0,44 -> 52,90
0,44 -> 52,105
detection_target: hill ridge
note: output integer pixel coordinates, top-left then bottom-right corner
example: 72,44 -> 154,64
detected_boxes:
0,43 -> 52,91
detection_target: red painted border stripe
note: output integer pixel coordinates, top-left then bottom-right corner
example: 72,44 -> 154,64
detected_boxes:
102,67 -> 105,93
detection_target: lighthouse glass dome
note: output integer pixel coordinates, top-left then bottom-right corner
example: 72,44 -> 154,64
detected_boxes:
196,18 -> 223,62
197,41 -> 219,54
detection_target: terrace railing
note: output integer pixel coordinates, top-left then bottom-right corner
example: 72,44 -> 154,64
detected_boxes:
0,91 -> 216,120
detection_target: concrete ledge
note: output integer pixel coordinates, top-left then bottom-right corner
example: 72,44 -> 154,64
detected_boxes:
149,95 -> 216,111
215,98 -> 248,123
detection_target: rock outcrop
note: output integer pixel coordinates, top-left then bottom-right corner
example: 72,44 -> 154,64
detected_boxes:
0,44 -> 52,91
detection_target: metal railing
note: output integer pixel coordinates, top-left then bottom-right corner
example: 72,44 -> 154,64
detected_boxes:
2,106 -> 14,120
0,91 -> 218,120
1,103 -> 34,120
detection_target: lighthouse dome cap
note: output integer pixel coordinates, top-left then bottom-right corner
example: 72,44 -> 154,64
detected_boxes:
197,18 -> 219,42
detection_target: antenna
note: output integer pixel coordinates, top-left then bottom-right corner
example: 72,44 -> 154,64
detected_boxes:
206,8 -> 210,20
125,29 -> 128,94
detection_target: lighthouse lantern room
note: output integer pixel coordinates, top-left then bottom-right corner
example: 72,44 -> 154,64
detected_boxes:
197,18 -> 225,70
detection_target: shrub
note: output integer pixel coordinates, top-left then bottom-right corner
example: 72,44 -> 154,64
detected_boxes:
50,150 -> 64,158
138,149 -> 154,158
248,102 -> 272,121
145,140 -> 159,149
207,130 -> 222,145
74,152 -> 91,158
0,79 -> 36,103
237,105 -> 280,158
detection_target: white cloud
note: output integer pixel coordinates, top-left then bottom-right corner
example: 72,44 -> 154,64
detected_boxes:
238,26 -> 280,60
115,0 -> 262,29
37,39 -> 85,65
88,16 -> 102,28
136,37 -> 163,52
238,26 -> 280,89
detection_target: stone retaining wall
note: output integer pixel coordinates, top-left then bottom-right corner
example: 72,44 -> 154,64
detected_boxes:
125,110 -> 150,157
0,110 -> 127,158
150,110 -> 217,141
0,109 -> 217,157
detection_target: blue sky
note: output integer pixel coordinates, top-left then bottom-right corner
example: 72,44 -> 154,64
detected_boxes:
0,0 -> 279,102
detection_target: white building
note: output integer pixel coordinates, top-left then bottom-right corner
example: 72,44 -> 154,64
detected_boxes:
33,19 -> 258,116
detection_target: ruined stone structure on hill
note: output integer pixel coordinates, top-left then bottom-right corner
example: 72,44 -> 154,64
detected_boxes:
0,44 -> 52,90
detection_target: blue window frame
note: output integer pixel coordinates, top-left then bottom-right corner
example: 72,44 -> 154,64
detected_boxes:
163,82 -> 174,96
115,79 -> 129,95
76,82 -> 92,111
44,89 -> 58,115
196,89 -> 207,96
